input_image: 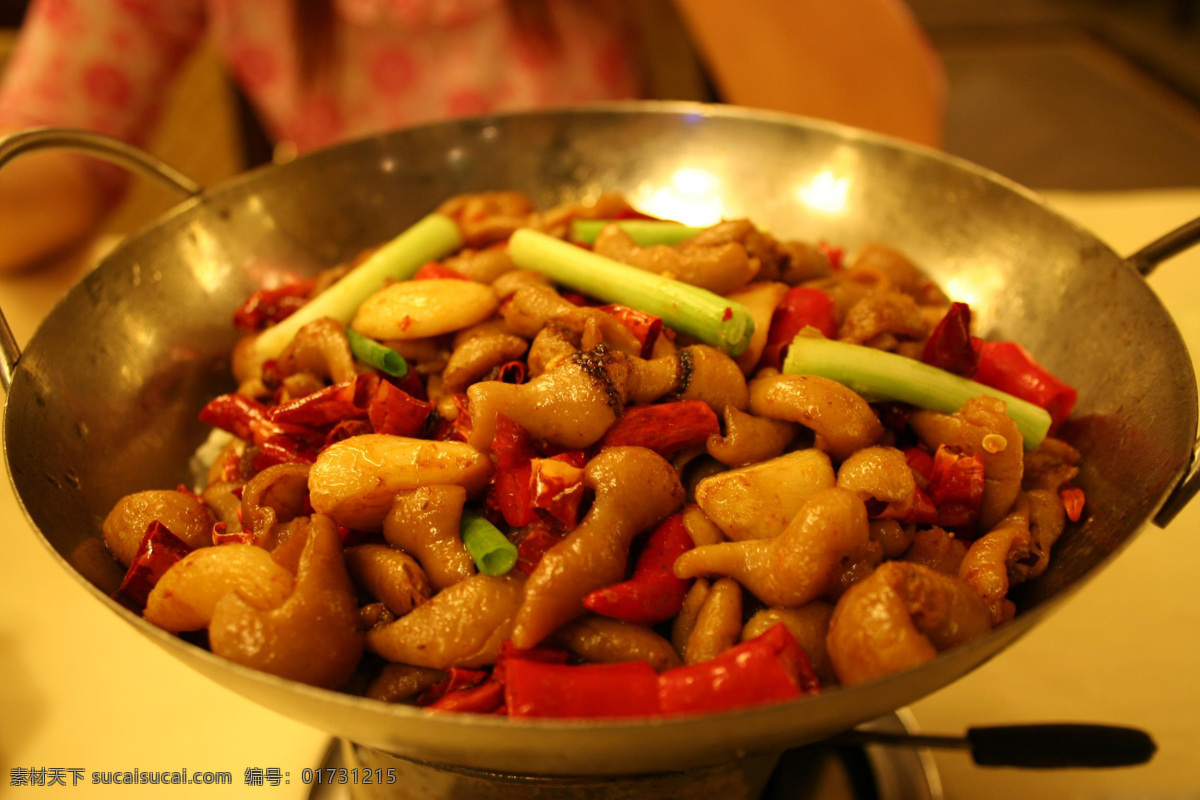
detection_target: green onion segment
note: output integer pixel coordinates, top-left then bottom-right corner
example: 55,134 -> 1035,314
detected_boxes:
460,511 -> 519,577
782,334 -> 1052,448
509,229 -> 755,357
571,219 -> 706,247
255,212 -> 463,361
346,328 -> 408,377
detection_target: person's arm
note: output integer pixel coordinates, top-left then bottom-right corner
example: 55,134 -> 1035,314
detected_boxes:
0,0 -> 206,272
668,0 -> 946,148
0,144 -> 111,272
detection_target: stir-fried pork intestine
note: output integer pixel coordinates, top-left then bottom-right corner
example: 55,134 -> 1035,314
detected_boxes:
694,449 -> 835,541
827,561 -> 993,686
674,487 -> 872,607
706,405 -> 798,468
512,447 -> 685,648
467,344 -> 629,452
593,220 -> 760,295
108,190 -> 1084,706
207,515 -> 364,689
837,446 -> 921,519
103,490 -> 214,566
679,577 -> 743,664
910,396 -> 1024,531
550,616 -> 682,672
749,373 -> 884,461
837,289 -> 930,350
366,572 -> 525,669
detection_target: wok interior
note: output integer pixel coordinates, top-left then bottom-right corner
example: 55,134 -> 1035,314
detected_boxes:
6,105 -> 1195,775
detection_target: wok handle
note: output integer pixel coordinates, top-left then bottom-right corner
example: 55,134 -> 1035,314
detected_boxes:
1132,214 -> 1200,527
0,127 -> 204,391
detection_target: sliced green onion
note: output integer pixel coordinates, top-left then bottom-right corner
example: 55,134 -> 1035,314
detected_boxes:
782,333 -> 1052,448
255,212 -> 463,361
461,511 -> 518,577
509,229 -> 755,357
571,219 -> 706,246
346,328 -> 408,377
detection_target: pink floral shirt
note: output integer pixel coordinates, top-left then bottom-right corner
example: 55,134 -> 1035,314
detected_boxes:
0,0 -> 641,159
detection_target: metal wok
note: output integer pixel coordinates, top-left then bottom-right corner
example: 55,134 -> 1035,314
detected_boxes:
2,104 -> 1198,778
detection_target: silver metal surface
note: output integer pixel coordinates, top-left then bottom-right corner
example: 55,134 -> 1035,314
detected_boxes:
3,104 -> 1197,777
0,128 -> 203,389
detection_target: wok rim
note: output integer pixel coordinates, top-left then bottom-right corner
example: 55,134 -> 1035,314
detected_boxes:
3,101 -> 1196,771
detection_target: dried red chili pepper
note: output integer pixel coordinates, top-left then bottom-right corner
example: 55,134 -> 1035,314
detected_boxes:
368,380 -> 432,437
817,240 -> 844,271
599,401 -> 720,456
598,304 -> 663,358
198,393 -> 277,444
413,262 -> 471,281
505,660 -> 661,719
118,521 -> 192,607
491,640 -> 570,683
973,341 -> 1077,431
425,680 -> 506,714
658,623 -> 819,715
760,286 -> 839,370
491,464 -> 536,527
528,457 -> 586,529
903,446 -> 935,482
253,433 -> 322,471
583,513 -> 693,625
493,413 -> 536,469
232,280 -> 314,333
514,525 -> 565,576
921,302 -> 981,377
268,374 -> 378,429
927,445 -> 986,528
496,361 -> 527,384
418,667 -> 490,706
1060,485 -> 1086,522
324,419 -> 373,447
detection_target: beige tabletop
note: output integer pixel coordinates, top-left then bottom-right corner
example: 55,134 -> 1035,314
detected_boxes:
0,189 -> 1197,799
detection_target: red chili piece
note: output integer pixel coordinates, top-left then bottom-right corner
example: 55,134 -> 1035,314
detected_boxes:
490,463 -> 536,527
583,514 -> 693,625
817,240 -> 844,271
921,302 -> 981,377
198,393 -> 276,444
973,341 -> 1078,431
658,623 -> 819,715
760,287 -> 839,370
1060,485 -> 1086,522
505,660 -> 661,719
368,380 -> 432,437
253,434 -> 322,470
232,280 -> 315,333
492,413 -> 536,468
903,446 -> 935,482
118,521 -> 192,607
514,525 -> 565,576
598,304 -> 663,358
927,445 -> 986,528
268,374 -> 379,429
496,361 -> 527,384
418,667 -> 490,706
528,457 -> 586,530
324,419 -> 373,447
412,262 -> 471,281
599,401 -> 720,457
426,681 -> 506,714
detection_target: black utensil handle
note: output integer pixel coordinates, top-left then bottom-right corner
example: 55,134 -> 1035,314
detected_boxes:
966,724 -> 1156,768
